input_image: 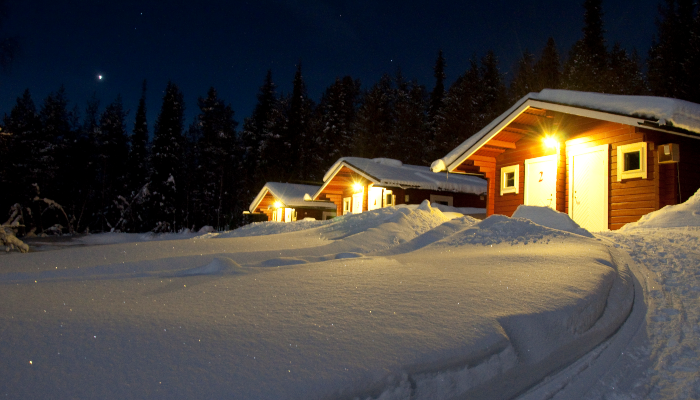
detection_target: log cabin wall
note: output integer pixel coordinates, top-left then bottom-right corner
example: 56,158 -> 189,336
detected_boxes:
491,117 -> 700,229
404,189 -> 486,208
493,134 -> 560,217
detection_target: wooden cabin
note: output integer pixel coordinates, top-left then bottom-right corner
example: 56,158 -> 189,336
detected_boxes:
248,182 -> 337,222
312,157 -> 487,216
430,89 -> 700,231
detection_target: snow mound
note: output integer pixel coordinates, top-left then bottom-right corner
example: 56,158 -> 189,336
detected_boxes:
447,214 -> 593,247
620,188 -> 700,231
512,205 -> 593,237
217,218 -> 334,238
259,257 -> 308,267
173,257 -> 243,276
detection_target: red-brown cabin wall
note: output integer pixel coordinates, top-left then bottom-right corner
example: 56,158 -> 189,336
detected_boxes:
404,189 -> 486,208
493,118 -> 700,230
494,134 -> 560,217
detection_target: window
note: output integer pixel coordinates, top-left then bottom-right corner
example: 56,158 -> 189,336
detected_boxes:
617,142 -> 647,181
384,190 -> 394,207
342,197 -> 351,214
500,164 -> 519,195
430,194 -> 453,206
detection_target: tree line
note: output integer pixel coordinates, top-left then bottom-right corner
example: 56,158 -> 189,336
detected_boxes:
2,0 -> 699,235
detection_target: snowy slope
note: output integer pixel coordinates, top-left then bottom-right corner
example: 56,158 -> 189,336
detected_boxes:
0,202 -> 637,400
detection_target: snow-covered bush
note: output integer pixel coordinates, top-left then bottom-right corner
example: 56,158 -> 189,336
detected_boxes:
2,204 -> 29,253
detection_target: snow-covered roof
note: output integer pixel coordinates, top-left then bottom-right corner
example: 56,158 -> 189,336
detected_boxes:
314,157 -> 487,198
249,182 -> 336,213
432,89 -> 700,173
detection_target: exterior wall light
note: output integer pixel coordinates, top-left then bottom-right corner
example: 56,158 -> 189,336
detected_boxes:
544,136 -> 558,148
273,201 -> 283,209
353,183 -> 364,193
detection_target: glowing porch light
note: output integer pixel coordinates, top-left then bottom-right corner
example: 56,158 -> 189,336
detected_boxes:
273,201 -> 283,209
544,136 -> 558,148
352,183 -> 363,192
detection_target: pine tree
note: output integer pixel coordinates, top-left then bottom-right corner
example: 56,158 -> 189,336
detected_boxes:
648,0 -> 697,100
240,70 -> 279,197
1,90 -> 41,215
685,7 -> 700,103
128,81 -> 150,194
429,50 -> 446,122
352,74 -> 394,159
607,44 -> 647,95
509,50 -> 536,102
149,81 -> 185,231
285,63 -> 316,180
433,59 -> 481,159
314,76 -> 361,168
562,0 -> 609,92
95,96 -> 129,231
533,37 -> 562,91
392,75 -> 428,164
190,87 -> 239,230
478,51 -> 508,122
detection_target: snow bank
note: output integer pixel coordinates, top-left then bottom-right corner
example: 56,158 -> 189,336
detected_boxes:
512,205 -> 593,237
620,188 -> 700,230
0,203 -> 635,400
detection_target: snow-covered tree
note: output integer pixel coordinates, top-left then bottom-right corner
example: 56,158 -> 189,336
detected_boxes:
352,74 -> 394,159
533,37 -> 562,91
149,81 -> 185,231
509,50 -> 536,102
189,87 -> 239,230
562,0 -> 609,92
127,81 -> 150,196
314,75 -> 361,168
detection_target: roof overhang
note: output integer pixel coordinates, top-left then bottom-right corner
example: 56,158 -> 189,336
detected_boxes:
312,161 -> 380,200
435,98 -> 700,174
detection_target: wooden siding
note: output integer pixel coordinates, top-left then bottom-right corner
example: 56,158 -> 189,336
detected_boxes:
494,134 -> 559,217
403,189 -> 486,208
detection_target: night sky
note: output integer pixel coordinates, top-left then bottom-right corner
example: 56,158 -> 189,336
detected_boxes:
2,0 -> 660,131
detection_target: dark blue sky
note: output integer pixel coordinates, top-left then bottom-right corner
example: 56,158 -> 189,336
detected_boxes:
1,0 -> 659,131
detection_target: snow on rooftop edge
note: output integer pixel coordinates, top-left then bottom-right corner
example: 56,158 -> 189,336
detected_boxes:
431,89 -> 700,172
325,157 -> 487,194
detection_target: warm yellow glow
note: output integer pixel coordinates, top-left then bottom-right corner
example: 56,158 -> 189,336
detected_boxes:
544,136 -> 558,148
352,183 -> 363,192
273,201 -> 283,209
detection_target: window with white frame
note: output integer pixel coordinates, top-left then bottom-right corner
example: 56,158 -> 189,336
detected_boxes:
500,164 -> 519,195
342,197 -> 351,214
617,142 -> 647,181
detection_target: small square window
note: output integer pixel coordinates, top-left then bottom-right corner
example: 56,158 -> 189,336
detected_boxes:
500,164 -> 519,195
617,142 -> 647,181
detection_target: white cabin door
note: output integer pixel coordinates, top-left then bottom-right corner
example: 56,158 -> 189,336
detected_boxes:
351,192 -> 363,214
524,155 -> 557,209
368,187 -> 384,211
568,144 -> 609,231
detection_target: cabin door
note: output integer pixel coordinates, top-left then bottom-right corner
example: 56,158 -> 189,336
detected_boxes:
524,154 -> 557,209
351,192 -> 363,214
568,144 -> 609,231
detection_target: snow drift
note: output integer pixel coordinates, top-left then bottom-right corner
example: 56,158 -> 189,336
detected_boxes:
0,202 -> 635,400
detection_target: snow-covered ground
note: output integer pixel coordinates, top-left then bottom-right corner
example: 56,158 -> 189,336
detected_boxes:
1,196 -> 699,399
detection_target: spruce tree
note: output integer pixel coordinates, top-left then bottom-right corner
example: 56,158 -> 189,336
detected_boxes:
191,87 -> 238,230
128,81 -> 150,194
1,90 -> 41,215
509,50 -> 536,102
149,81 -> 185,231
240,70 -> 279,196
648,0 -> 697,100
533,37 -> 562,91
314,76 -> 361,167
95,96 -> 129,231
352,74 -> 394,159
607,44 -> 647,95
286,63 -> 316,180
562,0 -> 609,92
429,50 -> 446,122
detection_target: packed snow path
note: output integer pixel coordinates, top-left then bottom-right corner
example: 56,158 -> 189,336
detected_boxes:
0,203 -> 643,399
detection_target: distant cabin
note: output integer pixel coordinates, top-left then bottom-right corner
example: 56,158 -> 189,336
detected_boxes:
248,182 -> 337,222
431,89 -> 700,231
312,157 -> 487,215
